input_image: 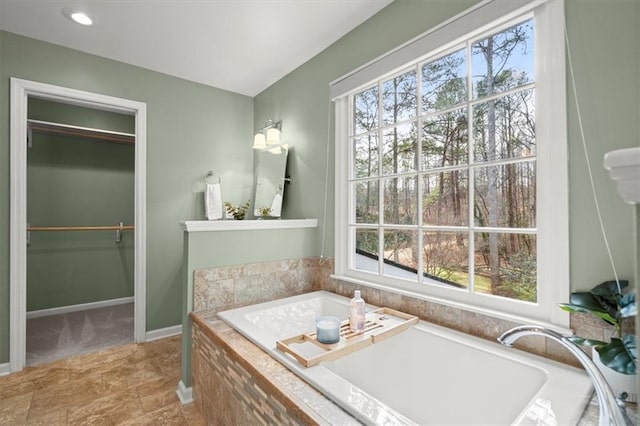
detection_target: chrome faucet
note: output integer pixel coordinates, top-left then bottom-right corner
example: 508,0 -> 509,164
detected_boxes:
498,325 -> 633,426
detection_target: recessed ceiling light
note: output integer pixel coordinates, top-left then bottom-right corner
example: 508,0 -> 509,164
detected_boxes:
71,12 -> 92,26
62,8 -> 93,26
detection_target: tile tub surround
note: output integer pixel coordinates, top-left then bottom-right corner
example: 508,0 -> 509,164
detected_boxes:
192,257 -> 325,313
191,311 -> 357,426
194,256 -> 634,369
190,257 -> 637,424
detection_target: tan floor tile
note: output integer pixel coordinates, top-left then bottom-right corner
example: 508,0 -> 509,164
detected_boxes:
100,363 -> 134,390
126,358 -> 166,387
0,366 -> 70,399
155,351 -> 182,377
137,377 -> 181,413
0,336 -> 204,426
180,402 -> 208,426
64,344 -> 137,376
67,388 -> 143,425
119,402 -> 187,426
28,374 -> 105,418
128,336 -> 181,364
25,406 -> 68,425
0,392 -> 32,424
68,412 -> 115,426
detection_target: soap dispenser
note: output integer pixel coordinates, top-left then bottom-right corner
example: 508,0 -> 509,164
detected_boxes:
349,290 -> 366,333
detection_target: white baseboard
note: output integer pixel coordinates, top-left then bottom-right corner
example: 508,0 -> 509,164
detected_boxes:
146,324 -> 182,342
176,380 -> 193,404
26,296 -> 135,319
0,362 -> 11,377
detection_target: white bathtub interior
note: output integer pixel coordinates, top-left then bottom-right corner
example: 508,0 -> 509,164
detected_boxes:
217,291 -> 594,425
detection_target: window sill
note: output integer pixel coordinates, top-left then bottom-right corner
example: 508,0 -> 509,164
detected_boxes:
180,218 -> 318,232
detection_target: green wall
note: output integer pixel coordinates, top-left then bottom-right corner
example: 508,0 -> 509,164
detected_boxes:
27,99 -> 135,311
0,30 -> 254,363
254,0 -> 640,293
565,0 -> 639,291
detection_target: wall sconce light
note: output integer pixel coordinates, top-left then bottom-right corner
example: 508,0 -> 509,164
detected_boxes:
253,133 -> 266,150
253,119 -> 282,150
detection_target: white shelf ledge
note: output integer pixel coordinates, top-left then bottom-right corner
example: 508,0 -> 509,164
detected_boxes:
604,147 -> 640,204
180,218 -> 318,232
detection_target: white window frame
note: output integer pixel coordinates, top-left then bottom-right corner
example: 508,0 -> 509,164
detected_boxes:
332,0 -> 568,328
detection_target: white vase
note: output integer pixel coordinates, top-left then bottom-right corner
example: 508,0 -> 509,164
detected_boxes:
592,348 -> 637,403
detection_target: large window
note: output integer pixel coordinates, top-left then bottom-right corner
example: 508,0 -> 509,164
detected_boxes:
333,0 -> 568,325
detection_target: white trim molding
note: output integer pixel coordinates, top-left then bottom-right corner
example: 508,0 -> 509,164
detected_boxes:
9,78 -> 147,373
27,297 -> 134,319
146,325 -> 182,342
180,218 -> 318,232
176,380 -> 194,405
0,363 -> 10,377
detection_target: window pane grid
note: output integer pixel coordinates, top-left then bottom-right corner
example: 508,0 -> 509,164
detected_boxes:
350,16 -> 537,304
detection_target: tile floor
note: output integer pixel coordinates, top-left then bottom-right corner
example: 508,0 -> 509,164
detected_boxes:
0,335 -> 206,425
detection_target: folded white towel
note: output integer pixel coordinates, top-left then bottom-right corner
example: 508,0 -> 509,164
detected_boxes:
270,192 -> 282,217
205,183 -> 223,220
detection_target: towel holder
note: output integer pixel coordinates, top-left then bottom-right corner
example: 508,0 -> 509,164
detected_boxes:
205,171 -> 221,185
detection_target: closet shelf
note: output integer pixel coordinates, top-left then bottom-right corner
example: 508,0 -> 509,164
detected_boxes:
27,119 -> 135,145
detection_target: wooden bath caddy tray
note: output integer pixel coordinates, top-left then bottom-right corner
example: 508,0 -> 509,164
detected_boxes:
276,307 -> 418,368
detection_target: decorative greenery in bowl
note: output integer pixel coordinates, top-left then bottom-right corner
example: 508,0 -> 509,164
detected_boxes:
224,201 -> 250,220
257,207 -> 272,218
559,280 -> 637,375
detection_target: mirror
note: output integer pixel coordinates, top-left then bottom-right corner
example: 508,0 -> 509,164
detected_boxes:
253,145 -> 288,217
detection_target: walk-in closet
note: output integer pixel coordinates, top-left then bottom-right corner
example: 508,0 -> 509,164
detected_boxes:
25,98 -> 136,365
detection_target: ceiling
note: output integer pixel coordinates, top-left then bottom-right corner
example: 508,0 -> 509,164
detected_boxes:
0,1 -> 393,97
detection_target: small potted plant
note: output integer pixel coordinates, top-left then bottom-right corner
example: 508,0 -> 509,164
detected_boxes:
224,201 -> 250,220
559,280 -> 637,398
257,207 -> 272,218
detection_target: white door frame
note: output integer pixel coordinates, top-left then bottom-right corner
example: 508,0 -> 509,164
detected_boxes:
9,78 -> 147,372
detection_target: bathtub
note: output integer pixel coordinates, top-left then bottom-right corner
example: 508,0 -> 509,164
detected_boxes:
218,291 -> 594,425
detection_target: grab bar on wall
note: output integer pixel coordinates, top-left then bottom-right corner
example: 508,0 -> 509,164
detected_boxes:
26,222 -> 134,244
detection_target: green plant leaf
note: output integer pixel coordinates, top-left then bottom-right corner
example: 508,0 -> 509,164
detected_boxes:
619,293 -> 637,318
567,336 -> 607,347
596,336 -> 637,375
558,299 -> 617,325
591,280 -> 628,300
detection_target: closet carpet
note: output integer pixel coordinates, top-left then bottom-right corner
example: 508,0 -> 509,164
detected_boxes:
26,303 -> 135,366
0,335 -> 206,425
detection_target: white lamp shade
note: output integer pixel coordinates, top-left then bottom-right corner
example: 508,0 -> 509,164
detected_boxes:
266,127 -> 281,145
253,132 -> 266,149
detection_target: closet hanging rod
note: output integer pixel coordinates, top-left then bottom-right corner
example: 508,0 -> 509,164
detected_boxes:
27,119 -> 135,145
27,225 -> 135,231
27,225 -> 134,232
26,223 -> 133,244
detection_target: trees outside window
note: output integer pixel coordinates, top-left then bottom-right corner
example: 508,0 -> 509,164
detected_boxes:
350,19 -> 538,303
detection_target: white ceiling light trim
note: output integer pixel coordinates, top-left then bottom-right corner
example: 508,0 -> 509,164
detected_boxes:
61,8 -> 93,26
71,12 -> 92,26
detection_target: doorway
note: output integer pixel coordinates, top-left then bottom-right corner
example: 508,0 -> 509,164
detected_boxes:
9,78 -> 147,372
